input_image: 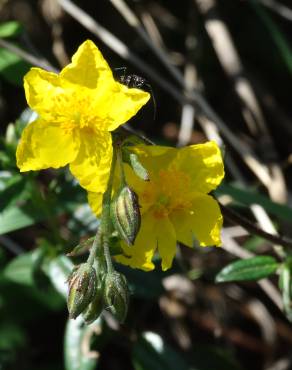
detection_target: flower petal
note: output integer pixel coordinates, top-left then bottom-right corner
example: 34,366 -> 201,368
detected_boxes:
24,68 -> 63,119
115,211 -> 156,271
129,145 -> 178,178
171,194 -> 222,247
16,119 -> 79,172
173,141 -> 224,193
69,129 -> 112,193
87,191 -> 103,217
155,216 -> 177,271
105,83 -> 150,131
60,40 -> 113,89
62,40 -> 150,131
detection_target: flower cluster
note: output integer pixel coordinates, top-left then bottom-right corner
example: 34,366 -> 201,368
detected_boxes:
16,39 -> 225,322
17,39 -> 224,272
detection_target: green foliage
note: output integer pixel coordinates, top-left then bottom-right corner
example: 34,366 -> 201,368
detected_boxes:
4,250 -> 39,286
216,183 -> 292,222
0,48 -> 31,85
216,256 -> 279,282
122,148 -> 149,181
2,2 -> 292,368
64,318 -> 98,370
250,0 -> 292,74
0,21 -> 23,38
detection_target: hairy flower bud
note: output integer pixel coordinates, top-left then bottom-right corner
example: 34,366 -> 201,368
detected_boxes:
104,271 -> 129,323
67,263 -> 96,319
82,274 -> 105,325
111,186 -> 141,245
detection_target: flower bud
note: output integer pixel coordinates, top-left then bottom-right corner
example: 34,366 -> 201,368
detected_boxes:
82,274 -> 104,325
67,263 -> 97,319
111,186 -> 141,245
104,271 -> 129,323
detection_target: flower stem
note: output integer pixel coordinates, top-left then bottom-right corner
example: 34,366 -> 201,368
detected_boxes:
87,226 -> 102,266
117,144 -> 126,186
101,143 -> 117,273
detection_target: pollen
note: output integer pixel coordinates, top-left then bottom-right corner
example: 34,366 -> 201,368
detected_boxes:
141,169 -> 193,219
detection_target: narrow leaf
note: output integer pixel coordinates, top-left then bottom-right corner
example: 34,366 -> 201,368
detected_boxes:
280,264 -> 292,321
122,149 -> 149,181
3,251 -> 36,286
129,152 -> 149,181
0,21 -> 22,38
0,48 -> 30,85
64,317 -> 99,370
216,256 -> 278,282
216,183 -> 292,222
67,237 -> 94,257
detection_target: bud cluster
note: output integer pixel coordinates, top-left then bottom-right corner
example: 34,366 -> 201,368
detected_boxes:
67,262 -> 129,324
66,143 -> 148,324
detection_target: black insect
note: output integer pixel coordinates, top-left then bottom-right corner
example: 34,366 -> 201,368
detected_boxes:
114,67 -> 156,120
119,74 -> 147,89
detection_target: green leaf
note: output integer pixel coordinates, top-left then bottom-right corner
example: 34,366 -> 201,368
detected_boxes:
1,253 -> 65,313
67,237 -> 94,257
0,206 -> 37,235
3,251 -> 37,286
64,317 -> 98,370
216,256 -> 279,282
0,47 -> 30,85
44,255 -> 74,299
0,21 -> 22,38
250,0 -> 292,74
279,263 -> 292,321
243,235 -> 265,252
133,332 -> 191,370
216,183 -> 292,222
122,149 -> 149,181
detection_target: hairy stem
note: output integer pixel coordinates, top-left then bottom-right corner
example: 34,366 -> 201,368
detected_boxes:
101,144 -> 117,273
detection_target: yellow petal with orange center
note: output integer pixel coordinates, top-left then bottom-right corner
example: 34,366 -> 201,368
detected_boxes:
23,40 -> 150,134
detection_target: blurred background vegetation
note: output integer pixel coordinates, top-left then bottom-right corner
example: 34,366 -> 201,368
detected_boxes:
2,0 -> 292,369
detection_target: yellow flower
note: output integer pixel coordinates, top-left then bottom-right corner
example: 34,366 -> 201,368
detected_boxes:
88,141 -> 224,271
16,40 -> 150,192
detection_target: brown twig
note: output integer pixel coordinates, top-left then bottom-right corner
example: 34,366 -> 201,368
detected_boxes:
220,202 -> 292,250
0,38 -> 57,72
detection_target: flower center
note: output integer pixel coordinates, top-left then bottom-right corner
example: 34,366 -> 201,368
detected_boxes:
141,169 -> 192,219
55,88 -> 105,131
